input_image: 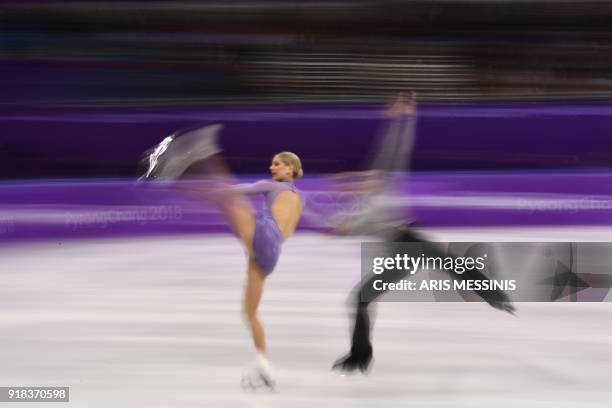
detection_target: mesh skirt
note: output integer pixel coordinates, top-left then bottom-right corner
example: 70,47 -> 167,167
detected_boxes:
253,213 -> 283,275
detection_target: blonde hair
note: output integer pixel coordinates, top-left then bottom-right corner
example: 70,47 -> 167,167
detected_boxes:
275,151 -> 303,179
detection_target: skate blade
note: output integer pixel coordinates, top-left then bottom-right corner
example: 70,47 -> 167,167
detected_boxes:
332,354 -> 373,376
240,372 -> 277,393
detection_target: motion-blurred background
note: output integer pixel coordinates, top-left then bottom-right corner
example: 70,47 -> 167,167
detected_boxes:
2,0 -> 612,179
5,1 -> 612,105
2,4 -> 612,407
3,0 -> 612,240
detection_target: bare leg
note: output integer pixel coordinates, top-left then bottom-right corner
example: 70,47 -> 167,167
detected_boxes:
241,260 -> 276,391
218,193 -> 256,255
183,156 -> 257,254
243,258 -> 267,353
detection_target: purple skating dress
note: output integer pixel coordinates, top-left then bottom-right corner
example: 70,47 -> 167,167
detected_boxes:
236,180 -> 299,275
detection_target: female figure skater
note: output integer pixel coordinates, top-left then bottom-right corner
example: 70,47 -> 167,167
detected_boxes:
228,152 -> 304,390
141,125 -> 304,390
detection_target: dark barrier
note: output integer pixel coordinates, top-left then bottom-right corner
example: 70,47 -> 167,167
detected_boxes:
2,102 -> 612,178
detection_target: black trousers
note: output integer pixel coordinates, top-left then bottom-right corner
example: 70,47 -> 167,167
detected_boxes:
348,225 -> 509,355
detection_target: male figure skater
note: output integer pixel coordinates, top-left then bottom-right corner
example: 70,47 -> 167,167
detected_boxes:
331,92 -> 515,373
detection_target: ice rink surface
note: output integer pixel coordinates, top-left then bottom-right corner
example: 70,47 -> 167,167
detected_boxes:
2,228 -> 612,407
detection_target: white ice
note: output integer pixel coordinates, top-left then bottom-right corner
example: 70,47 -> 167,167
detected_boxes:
1,227 -> 612,407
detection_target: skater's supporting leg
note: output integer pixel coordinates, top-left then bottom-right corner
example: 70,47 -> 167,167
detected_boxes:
243,258 -> 267,353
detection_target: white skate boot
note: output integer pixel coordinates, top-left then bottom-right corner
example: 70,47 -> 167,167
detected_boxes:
140,123 -> 223,180
240,353 -> 277,392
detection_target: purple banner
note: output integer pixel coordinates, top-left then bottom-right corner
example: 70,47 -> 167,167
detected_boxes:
2,171 -> 612,243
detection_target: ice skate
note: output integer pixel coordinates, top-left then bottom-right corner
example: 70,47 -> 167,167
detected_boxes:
240,359 -> 277,392
332,342 -> 373,374
140,123 -> 223,180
